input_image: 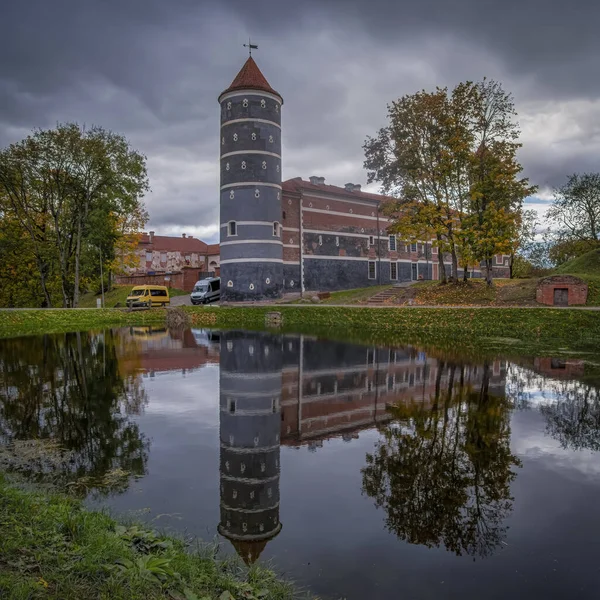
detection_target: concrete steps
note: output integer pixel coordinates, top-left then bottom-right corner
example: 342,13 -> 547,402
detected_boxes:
366,286 -> 411,305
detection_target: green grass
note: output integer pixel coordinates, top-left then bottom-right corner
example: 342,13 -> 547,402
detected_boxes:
552,249 -> 600,306
79,286 -> 188,309
0,475 -> 303,600
319,285 -> 390,304
185,305 -> 600,356
410,279 -> 539,306
555,249 -> 600,275
0,309 -> 165,338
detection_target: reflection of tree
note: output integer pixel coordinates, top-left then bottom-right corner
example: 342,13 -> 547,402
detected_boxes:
362,362 -> 520,559
0,331 -> 149,495
539,381 -> 600,452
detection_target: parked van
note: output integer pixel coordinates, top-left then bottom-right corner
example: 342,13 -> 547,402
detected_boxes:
126,285 -> 170,308
190,277 -> 220,305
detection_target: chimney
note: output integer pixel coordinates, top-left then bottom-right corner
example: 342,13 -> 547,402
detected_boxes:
309,175 -> 326,185
353,184 -> 362,192
344,183 -> 355,191
182,233 -> 186,238
149,231 -> 155,243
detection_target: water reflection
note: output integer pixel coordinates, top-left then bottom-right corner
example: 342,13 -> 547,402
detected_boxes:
218,332 -> 283,565
0,331 -> 149,494
2,326 -> 600,582
361,361 -> 520,559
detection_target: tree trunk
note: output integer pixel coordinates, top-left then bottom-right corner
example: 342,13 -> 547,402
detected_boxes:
450,245 -> 459,283
38,259 -> 53,308
436,235 -> 447,284
72,217 -> 83,308
485,257 -> 493,286
509,253 -> 514,279
463,263 -> 468,282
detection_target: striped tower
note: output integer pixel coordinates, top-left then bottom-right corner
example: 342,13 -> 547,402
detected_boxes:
218,331 -> 282,564
218,57 -> 283,301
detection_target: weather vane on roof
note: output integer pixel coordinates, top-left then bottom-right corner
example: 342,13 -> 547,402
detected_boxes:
243,37 -> 258,57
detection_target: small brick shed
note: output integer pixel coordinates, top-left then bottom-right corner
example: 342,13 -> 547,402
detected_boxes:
536,275 -> 588,306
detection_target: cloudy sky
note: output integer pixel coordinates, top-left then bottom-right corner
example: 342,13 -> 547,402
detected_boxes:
2,0 -> 599,243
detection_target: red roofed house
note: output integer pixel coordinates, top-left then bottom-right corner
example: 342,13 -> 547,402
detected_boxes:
116,232 -> 220,292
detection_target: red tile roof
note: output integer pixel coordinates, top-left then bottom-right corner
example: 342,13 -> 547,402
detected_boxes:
139,234 -> 209,254
282,177 -> 395,203
220,57 -> 282,101
206,243 -> 220,255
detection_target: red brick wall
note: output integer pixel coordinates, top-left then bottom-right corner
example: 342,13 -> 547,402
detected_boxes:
536,281 -> 588,306
115,267 -> 208,292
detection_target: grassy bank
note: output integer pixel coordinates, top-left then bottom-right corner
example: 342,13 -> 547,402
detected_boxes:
0,309 -> 164,338
1,305 -> 599,356
184,305 -> 600,355
0,476 -> 301,600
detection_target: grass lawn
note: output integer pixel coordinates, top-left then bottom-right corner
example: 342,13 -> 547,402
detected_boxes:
320,285 -> 391,304
0,475 -> 300,600
409,279 -> 539,306
79,285 -> 188,309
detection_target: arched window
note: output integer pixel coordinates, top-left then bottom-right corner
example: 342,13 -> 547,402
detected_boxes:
273,222 -> 280,237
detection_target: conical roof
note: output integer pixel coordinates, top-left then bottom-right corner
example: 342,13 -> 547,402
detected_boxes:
219,57 -> 282,102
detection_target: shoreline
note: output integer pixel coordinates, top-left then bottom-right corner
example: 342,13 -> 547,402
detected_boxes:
0,475 -> 303,600
0,305 -> 598,355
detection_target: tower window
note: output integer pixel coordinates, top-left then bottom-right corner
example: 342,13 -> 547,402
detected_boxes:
282,211 -> 286,220
228,221 -> 237,236
369,235 -> 375,246
368,261 -> 376,280
318,235 -> 323,246
335,236 -> 339,247
228,400 -> 236,413
273,222 -> 280,237
389,235 -> 397,251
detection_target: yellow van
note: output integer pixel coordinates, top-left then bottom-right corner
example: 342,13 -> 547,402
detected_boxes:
126,285 -> 170,308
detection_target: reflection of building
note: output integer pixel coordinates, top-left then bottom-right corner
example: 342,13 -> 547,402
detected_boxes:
218,332 -> 282,565
533,357 -> 585,380
216,331 -> 508,561
116,327 -> 219,377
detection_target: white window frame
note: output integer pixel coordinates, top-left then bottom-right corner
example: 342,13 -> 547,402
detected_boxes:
273,221 -> 280,237
368,260 -> 376,280
145,251 -> 152,262
389,235 -> 397,252
369,235 -> 375,246
411,242 -> 417,252
390,262 -> 398,281
228,221 -> 237,237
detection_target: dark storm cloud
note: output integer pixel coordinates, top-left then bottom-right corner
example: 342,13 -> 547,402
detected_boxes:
1,0 -> 599,239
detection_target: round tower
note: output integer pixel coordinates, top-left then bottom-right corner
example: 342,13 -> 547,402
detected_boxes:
218,57 -> 283,301
218,331 -> 282,565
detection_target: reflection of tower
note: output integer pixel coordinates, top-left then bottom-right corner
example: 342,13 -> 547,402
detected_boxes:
218,332 -> 282,564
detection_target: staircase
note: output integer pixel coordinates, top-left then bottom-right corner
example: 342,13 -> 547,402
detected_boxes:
366,285 -> 412,305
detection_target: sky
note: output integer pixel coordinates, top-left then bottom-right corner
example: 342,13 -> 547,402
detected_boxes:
1,0 -> 599,243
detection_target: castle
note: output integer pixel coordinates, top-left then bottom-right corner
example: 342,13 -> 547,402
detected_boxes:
219,57 -> 510,302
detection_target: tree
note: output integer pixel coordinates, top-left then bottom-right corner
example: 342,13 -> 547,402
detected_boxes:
508,209 -> 538,278
467,80 -> 536,285
0,124 -> 149,307
548,173 -> 600,244
364,85 -> 477,283
365,79 -> 536,287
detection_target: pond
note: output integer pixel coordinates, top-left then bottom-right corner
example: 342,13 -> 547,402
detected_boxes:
1,327 -> 600,599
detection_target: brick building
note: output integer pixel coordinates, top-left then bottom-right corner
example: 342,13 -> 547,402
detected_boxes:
116,231 -> 220,291
218,57 -> 510,301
